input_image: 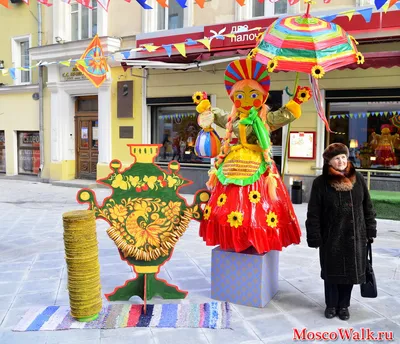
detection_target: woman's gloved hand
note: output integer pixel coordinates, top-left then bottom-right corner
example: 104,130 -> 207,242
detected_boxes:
367,237 -> 374,244
293,86 -> 312,104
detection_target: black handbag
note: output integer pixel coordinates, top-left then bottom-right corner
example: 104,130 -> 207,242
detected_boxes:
360,242 -> 377,298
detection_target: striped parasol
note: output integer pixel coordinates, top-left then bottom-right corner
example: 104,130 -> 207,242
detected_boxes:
252,14 -> 362,79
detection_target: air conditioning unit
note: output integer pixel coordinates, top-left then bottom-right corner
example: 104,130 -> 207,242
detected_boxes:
11,0 -> 24,3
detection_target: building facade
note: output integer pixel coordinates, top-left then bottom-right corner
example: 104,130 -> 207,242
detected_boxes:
2,0 -> 399,199
0,1 -> 41,177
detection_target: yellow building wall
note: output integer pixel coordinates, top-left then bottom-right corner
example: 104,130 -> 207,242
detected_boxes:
146,62 -> 400,176
0,1 -> 39,85
96,67 -> 144,179
0,93 -> 39,175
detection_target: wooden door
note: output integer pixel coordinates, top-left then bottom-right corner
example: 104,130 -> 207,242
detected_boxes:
75,116 -> 99,179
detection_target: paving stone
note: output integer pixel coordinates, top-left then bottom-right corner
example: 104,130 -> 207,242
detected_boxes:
151,328 -> 208,344
12,291 -> 57,308
0,282 -> 20,297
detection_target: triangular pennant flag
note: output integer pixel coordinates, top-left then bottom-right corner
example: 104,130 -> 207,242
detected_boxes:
173,43 -> 186,57
388,0 -> 397,8
332,115 -> 337,119
289,0 -> 300,5
321,14 -> 337,22
236,0 -> 245,6
380,112 -> 383,116
121,51 -> 131,59
343,9 -> 355,21
77,0 -> 93,8
384,111 -> 388,115
224,33 -> 236,38
0,0 -> 10,8
357,8 -> 373,23
175,0 -> 187,8
1,69 -> 9,76
374,0 -> 387,10
393,111 -> 398,115
37,0 -> 53,6
396,2 -> 400,9
136,0 -> 152,9
162,44 -> 172,57
156,0 -> 168,8
194,0 -> 205,8
197,38 -> 211,51
60,59 -> 72,67
17,67 -> 30,71
350,113 -> 354,118
76,35 -> 108,88
185,38 -> 198,46
97,0 -> 110,11
143,44 -> 160,52
9,68 -> 16,80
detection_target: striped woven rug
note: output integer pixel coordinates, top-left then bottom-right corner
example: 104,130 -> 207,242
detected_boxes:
13,302 -> 231,331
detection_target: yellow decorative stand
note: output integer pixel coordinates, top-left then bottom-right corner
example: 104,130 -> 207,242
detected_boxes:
63,210 -> 102,321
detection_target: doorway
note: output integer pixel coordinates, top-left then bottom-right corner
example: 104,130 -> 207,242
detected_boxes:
75,96 -> 98,179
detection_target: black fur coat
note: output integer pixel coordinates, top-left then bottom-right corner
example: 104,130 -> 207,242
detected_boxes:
305,162 -> 377,284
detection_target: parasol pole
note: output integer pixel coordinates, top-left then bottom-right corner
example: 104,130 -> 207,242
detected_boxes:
282,72 -> 300,179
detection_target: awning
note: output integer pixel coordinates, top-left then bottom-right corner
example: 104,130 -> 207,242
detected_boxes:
122,50 -> 400,71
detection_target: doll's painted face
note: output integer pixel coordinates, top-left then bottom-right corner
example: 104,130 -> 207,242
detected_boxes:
232,85 -> 266,114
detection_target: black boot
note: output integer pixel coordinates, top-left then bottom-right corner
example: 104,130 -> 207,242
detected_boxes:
324,307 -> 337,319
338,307 -> 350,320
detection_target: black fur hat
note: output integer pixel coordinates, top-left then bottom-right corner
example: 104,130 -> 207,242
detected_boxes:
323,143 -> 349,164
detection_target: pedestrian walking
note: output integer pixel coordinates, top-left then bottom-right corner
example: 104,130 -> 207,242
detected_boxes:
306,143 -> 377,320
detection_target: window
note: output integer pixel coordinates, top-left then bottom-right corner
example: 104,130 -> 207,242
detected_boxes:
237,0 -> 292,20
356,0 -> 374,6
143,1 -> 193,33
71,0 -> 97,41
252,0 -> 288,17
17,132 -> 40,175
328,101 -> 400,170
0,131 -> 5,173
12,36 -> 31,85
157,1 -> 184,30
151,107 -> 210,165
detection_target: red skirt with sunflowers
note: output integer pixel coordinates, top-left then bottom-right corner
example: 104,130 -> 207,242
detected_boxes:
199,165 -> 301,254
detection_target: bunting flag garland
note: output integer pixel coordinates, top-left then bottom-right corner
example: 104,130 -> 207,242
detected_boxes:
1,0 -> 398,12
329,110 -> 399,119
75,35 -> 108,88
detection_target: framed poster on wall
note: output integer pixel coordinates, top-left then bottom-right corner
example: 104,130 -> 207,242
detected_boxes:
288,131 -> 316,160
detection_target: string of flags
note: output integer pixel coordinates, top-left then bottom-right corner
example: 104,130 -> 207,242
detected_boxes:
330,110 -> 399,119
1,0 -> 399,12
158,113 -> 197,120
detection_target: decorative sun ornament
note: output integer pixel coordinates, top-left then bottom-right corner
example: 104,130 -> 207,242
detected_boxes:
192,91 -> 207,105
311,65 -> 325,79
256,32 -> 264,43
267,58 -> 278,73
249,190 -> 261,204
356,52 -> 365,65
227,211 -> 244,228
217,193 -> 227,207
203,205 -> 212,220
247,48 -> 259,60
266,211 -> 278,228
296,87 -> 312,103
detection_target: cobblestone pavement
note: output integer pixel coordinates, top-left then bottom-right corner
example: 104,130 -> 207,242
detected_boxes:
0,180 -> 399,344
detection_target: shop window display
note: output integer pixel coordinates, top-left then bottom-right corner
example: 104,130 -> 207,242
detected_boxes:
328,101 -> 400,170
0,131 -> 5,173
152,108 -> 211,165
18,131 -> 40,175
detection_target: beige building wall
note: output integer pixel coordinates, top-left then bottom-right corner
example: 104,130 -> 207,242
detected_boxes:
108,1 -> 143,37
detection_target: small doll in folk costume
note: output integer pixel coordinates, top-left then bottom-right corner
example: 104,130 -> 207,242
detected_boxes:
196,59 -> 312,254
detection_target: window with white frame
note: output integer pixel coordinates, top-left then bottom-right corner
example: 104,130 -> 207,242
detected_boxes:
143,0 -> 192,33
356,0 -> 374,6
237,0 -> 297,20
12,36 -> 31,85
71,0 -> 97,41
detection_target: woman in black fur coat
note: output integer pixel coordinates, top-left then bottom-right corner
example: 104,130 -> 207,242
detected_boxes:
306,143 -> 377,321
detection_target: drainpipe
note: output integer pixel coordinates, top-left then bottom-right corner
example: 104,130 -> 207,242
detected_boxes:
37,3 -> 44,177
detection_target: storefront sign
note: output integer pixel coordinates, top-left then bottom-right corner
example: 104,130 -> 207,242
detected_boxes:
60,66 -> 86,82
204,17 -> 275,48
